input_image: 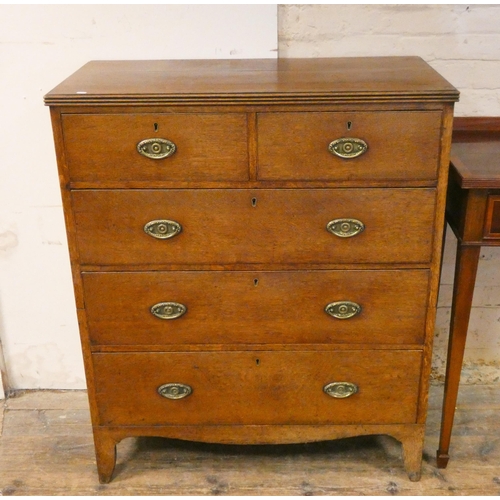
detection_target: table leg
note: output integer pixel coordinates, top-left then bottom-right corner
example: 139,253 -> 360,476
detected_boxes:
436,243 -> 481,468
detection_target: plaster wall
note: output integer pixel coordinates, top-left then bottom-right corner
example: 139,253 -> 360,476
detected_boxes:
0,4 -> 277,391
279,4 -> 500,383
279,4 -> 500,117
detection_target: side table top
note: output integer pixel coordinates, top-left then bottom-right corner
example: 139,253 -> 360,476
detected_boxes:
451,141 -> 500,189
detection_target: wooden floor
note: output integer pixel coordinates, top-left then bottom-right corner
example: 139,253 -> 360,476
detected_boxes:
0,385 -> 499,495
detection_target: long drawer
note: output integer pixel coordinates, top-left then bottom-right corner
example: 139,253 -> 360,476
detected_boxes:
257,111 -> 442,182
93,350 -> 422,426
72,188 -> 436,266
61,113 -> 249,182
83,270 -> 430,346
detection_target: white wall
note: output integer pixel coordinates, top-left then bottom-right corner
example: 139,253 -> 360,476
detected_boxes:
279,4 -> 500,117
0,5 -> 277,391
279,4 -> 500,383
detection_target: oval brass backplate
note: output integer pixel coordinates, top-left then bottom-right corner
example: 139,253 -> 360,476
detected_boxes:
328,137 -> 367,159
326,218 -> 365,238
151,302 -> 187,320
324,382 -> 358,398
325,301 -> 361,320
144,220 -> 182,240
157,383 -> 192,400
137,138 -> 176,159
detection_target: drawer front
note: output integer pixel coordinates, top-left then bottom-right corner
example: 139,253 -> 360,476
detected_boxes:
257,111 -> 442,181
73,188 -> 436,266
62,113 -> 249,182
484,195 -> 500,239
93,350 -> 421,426
83,270 -> 429,346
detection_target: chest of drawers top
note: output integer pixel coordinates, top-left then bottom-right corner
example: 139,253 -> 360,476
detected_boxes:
45,57 -> 457,106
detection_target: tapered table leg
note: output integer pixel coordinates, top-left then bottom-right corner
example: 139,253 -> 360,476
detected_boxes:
437,243 -> 481,468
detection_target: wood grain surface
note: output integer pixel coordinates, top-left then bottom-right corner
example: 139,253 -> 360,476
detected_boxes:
62,113 -> 249,182
257,110 -> 442,181
83,269 -> 430,346
92,350 -> 421,426
451,142 -> 500,189
44,57 -> 459,106
71,188 -> 436,266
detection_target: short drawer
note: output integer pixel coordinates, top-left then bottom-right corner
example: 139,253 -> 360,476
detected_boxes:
93,350 -> 421,426
257,111 -> 442,182
61,113 -> 249,182
83,270 -> 430,346
72,188 -> 436,266
484,195 -> 500,239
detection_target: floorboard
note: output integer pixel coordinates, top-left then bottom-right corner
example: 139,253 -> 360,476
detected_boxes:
0,385 -> 499,495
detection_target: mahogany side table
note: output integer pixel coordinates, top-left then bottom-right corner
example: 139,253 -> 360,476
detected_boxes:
437,141 -> 500,468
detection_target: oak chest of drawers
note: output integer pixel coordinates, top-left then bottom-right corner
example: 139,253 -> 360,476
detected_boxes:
45,57 -> 458,482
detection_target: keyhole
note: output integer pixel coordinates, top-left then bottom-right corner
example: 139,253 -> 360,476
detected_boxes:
154,123 -> 159,132
251,197 -> 257,207
256,359 -> 260,366
347,121 -> 352,131
254,278 -> 259,286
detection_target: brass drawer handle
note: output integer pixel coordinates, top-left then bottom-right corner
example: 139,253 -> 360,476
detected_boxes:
325,301 -> 361,319
158,383 -> 192,400
137,138 -> 176,159
144,219 -> 182,239
324,382 -> 358,398
151,302 -> 187,320
328,137 -> 367,158
326,218 -> 364,238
